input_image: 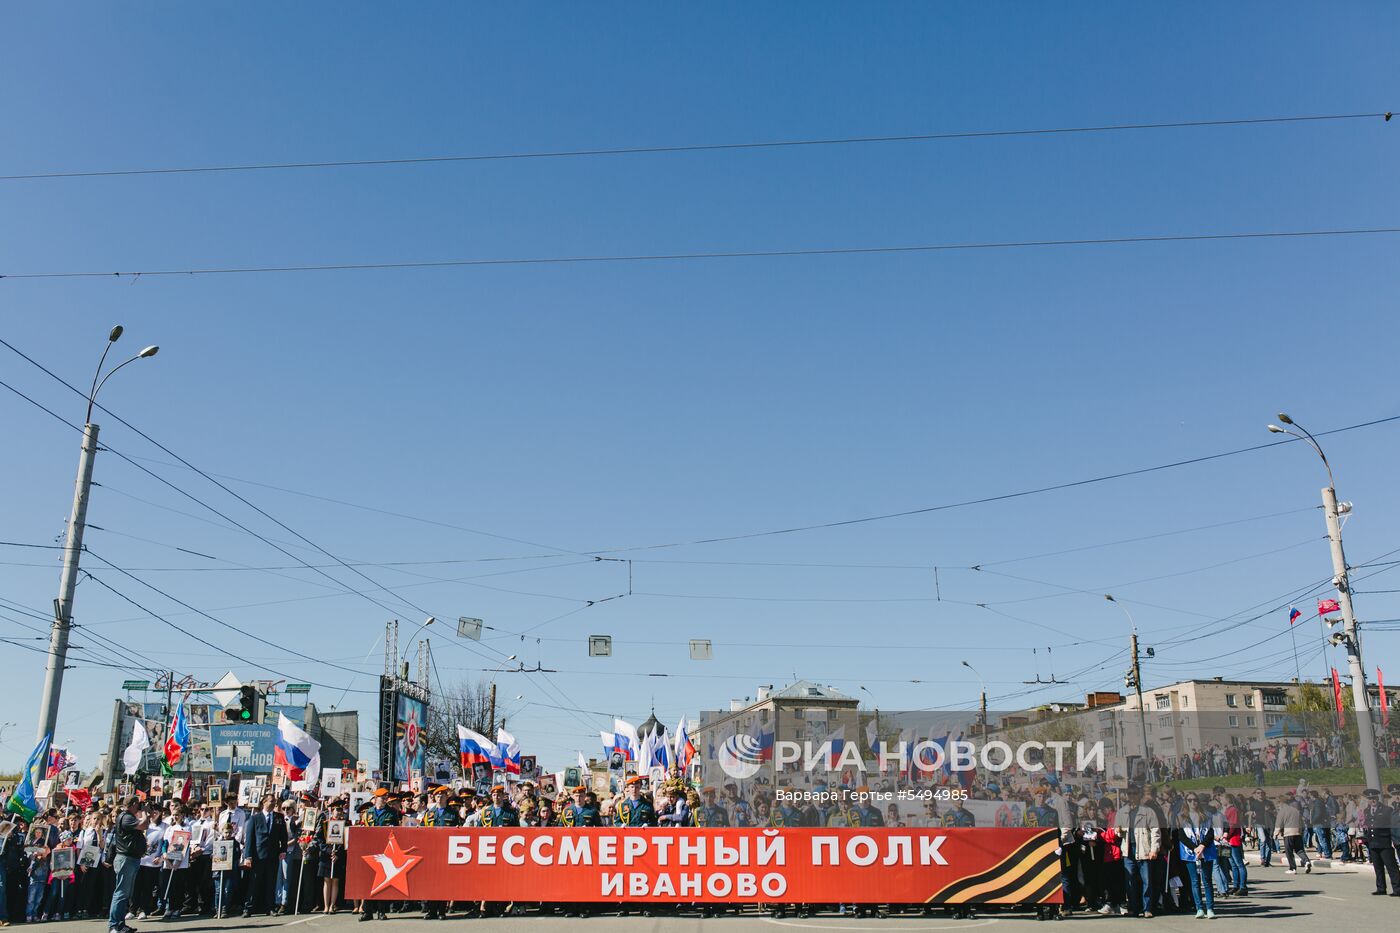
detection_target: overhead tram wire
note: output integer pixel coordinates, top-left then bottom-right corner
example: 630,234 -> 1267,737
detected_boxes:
76,569 -> 377,695
1,110 -> 1390,181
581,415 -> 1400,554
83,547 -> 403,681
8,352 -> 1399,564
103,463 -> 1318,574
0,342 -> 517,666
4,227 -> 1399,281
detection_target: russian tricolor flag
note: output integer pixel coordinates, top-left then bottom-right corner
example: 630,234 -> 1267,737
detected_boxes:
458,726 -> 495,769
496,728 -> 521,775
753,725 -> 775,762
274,713 -> 321,786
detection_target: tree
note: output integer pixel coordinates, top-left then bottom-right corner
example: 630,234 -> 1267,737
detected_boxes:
422,679 -> 493,765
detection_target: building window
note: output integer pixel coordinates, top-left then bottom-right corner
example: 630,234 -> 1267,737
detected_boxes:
1262,690 -> 1287,707
793,709 -> 804,720
1265,713 -> 1282,726
1182,696 -> 1189,708
1245,695 -> 1255,708
1228,715 -> 1238,727
1158,714 -> 1172,727
1155,695 -> 1170,710
1231,736 -> 1240,747
1246,716 -> 1256,727
1225,694 -> 1237,708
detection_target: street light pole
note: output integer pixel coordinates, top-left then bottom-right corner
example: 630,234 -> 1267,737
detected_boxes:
1105,595 -> 1151,780
35,328 -> 158,743
1268,413 -> 1383,791
960,661 -> 988,744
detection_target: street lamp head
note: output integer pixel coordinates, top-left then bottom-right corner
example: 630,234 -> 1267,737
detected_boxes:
1267,424 -> 1285,434
1276,412 -> 1294,425
424,616 -> 436,627
960,660 -> 971,669
506,654 -> 517,662
1104,594 -> 1116,602
108,325 -> 124,342
138,345 -> 160,358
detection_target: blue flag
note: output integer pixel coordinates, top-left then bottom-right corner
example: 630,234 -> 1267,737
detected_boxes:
5,733 -> 51,821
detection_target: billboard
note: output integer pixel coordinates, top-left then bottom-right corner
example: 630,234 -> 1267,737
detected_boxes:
393,693 -> 427,782
120,702 -> 307,775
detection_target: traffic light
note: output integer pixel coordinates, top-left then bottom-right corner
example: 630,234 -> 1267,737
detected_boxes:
224,684 -> 263,723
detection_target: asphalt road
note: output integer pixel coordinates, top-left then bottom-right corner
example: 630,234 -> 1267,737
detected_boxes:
30,861 -> 1399,933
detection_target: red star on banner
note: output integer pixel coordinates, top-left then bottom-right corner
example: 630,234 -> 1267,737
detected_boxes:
361,833 -> 422,897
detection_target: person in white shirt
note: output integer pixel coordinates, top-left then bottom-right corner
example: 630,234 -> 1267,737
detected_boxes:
134,818 -> 166,920
185,805 -> 217,916
158,804 -> 192,920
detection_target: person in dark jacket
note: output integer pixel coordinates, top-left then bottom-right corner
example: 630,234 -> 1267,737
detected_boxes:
1360,789 -> 1399,895
241,796 -> 286,917
106,798 -> 147,933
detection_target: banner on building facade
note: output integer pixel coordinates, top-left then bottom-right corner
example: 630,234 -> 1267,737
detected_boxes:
346,826 -> 1061,905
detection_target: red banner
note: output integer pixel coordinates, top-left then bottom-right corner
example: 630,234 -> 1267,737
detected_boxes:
346,826 -> 1062,905
1332,667 -> 1346,729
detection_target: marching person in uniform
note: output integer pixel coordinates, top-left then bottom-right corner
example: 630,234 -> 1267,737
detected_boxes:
559,787 -> 599,918
420,789 -> 458,920
616,777 -> 656,827
478,787 -> 520,919
1360,788 -> 1400,896
695,788 -> 728,827
358,790 -> 399,923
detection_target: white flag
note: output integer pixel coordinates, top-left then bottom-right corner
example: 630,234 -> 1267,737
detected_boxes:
122,719 -> 149,775
577,750 -> 588,770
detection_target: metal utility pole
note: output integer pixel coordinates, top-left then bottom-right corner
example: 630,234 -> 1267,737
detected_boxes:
35,327 -> 158,744
1106,595 -> 1151,780
35,422 -> 99,743
488,682 -> 497,736
1130,632 -> 1150,771
958,662 -> 988,743
1269,413 -> 1384,791
1323,484 -> 1382,789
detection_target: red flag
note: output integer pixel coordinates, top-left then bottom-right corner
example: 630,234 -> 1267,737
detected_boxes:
1331,668 -> 1345,729
1317,598 -> 1340,616
66,787 -> 92,811
1379,667 -> 1389,728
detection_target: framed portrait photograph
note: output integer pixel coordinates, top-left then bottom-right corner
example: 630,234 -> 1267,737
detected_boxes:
207,785 -> 222,805
210,838 -> 235,872
51,846 -> 76,880
271,765 -> 286,788
78,845 -> 102,869
150,775 -> 164,796
166,828 -> 191,864
300,810 -> 319,837
117,783 -> 133,798
326,819 -> 346,846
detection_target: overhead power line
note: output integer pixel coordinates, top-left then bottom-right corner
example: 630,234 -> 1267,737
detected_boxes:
3,227 -> 1398,281
1,111 -> 1390,181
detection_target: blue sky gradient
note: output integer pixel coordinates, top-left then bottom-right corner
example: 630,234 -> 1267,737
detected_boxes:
2,2 -> 1398,770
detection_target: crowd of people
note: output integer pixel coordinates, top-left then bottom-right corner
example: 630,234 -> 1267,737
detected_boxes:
3,771 -> 1398,927
1139,736 -> 1400,785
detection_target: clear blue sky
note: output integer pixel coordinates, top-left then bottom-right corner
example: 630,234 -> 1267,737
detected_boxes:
3,2 -> 1398,772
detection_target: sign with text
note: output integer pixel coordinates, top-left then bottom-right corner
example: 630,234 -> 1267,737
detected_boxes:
345,827 -> 1060,904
